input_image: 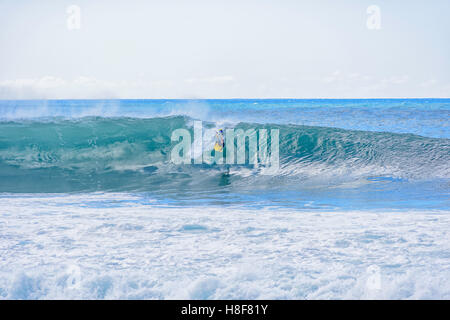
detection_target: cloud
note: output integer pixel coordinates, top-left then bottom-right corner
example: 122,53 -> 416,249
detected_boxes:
185,76 -> 235,85
322,70 -> 342,83
0,74 -> 448,99
0,76 -> 238,99
322,71 -> 375,84
419,79 -> 438,88
0,76 -> 175,99
381,75 -> 410,85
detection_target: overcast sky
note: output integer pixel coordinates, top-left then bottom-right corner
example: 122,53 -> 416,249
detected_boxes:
0,0 -> 449,99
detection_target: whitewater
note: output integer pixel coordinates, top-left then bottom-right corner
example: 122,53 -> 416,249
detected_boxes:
0,99 -> 449,299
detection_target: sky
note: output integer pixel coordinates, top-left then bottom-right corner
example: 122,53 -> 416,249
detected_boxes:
0,0 -> 449,99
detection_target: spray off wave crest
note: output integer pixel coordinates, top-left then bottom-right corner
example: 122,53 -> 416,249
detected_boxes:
0,115 -> 448,193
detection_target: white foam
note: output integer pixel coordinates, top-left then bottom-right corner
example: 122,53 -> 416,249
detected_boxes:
0,193 -> 449,299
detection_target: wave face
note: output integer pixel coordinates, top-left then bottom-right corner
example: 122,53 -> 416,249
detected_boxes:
0,99 -> 449,209
0,116 -> 448,187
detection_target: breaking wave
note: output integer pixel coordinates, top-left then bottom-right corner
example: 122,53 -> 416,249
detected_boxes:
0,116 -> 448,193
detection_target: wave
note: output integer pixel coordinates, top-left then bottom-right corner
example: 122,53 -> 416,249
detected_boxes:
0,116 -> 448,193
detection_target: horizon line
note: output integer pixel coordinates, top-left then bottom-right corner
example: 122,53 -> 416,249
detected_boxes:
1,97 -> 450,101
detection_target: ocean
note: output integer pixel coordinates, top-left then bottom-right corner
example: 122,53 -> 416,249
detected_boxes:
0,99 -> 449,299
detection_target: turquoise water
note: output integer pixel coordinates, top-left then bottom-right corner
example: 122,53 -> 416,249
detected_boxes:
0,99 -> 449,210
1,99 -> 450,300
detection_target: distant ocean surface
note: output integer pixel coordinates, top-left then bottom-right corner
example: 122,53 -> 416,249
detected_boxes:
0,99 -> 449,299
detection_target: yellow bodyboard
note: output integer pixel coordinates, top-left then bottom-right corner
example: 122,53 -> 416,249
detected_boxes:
214,142 -> 223,152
